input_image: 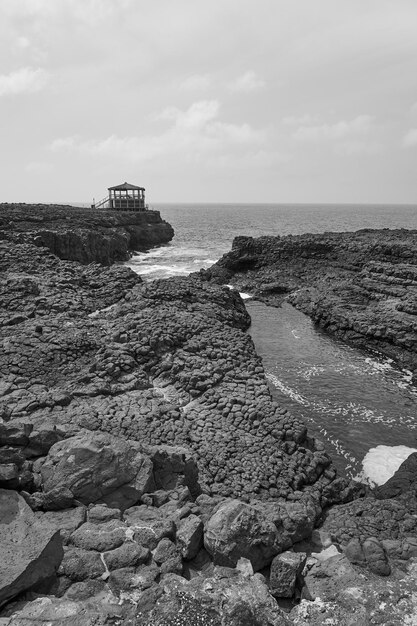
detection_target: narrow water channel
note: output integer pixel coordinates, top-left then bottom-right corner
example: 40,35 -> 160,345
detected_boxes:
247,300 -> 417,478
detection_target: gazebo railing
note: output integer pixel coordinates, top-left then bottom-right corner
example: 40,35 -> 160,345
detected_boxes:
93,195 -> 109,209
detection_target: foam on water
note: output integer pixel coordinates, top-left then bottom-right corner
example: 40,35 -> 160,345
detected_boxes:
360,445 -> 417,486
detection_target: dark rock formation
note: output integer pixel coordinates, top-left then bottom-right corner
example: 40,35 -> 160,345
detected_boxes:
0,490 -> 63,608
202,229 -> 417,381
0,203 -> 174,264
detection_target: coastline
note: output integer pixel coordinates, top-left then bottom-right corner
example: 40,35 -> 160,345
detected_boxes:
1,205 -> 417,624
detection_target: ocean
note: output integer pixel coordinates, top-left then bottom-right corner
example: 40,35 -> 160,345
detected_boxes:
127,203 -> 417,480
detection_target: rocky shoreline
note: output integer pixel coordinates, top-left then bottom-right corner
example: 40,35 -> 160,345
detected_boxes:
202,229 -> 417,384
0,204 -> 174,265
1,207 -> 417,624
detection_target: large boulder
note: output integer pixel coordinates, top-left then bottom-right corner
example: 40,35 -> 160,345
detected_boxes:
0,489 -> 63,607
40,432 -> 154,509
270,551 -> 307,598
204,499 -> 280,571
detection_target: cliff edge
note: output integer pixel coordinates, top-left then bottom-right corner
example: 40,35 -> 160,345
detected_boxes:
0,203 -> 174,265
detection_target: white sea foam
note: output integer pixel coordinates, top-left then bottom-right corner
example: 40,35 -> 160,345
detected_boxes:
360,445 -> 417,486
266,373 -> 309,405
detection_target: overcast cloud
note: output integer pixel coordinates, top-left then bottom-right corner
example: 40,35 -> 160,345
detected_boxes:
2,0 -> 417,203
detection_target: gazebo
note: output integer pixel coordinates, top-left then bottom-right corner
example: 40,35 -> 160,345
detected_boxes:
93,182 -> 147,211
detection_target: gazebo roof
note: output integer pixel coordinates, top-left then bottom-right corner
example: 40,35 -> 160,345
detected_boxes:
108,181 -> 145,191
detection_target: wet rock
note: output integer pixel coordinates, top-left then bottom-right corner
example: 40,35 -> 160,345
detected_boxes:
204,499 -> 279,570
40,431 -> 154,509
0,489 -> 63,607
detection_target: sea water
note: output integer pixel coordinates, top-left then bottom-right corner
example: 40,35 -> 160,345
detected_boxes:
127,203 -> 417,479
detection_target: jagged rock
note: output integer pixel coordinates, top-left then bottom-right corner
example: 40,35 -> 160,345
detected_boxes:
153,537 -> 178,565
176,513 -> 204,560
40,431 -> 154,509
58,547 -> 106,581
124,505 -> 175,550
36,507 -> 86,543
0,422 -> 33,447
269,551 -> 307,598
103,542 -> 150,571
87,504 -> 122,523
204,499 -> 279,570
69,520 -> 126,552
345,536 -> 392,576
302,553 -> 363,601
374,452 -> 417,499
150,445 -> 200,497
108,564 -> 160,594
0,489 -> 63,607
4,595 -> 134,626
22,486 -> 75,511
135,569 -> 291,625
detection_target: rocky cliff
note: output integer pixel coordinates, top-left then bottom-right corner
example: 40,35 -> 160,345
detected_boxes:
0,203 -> 174,265
202,229 -> 417,383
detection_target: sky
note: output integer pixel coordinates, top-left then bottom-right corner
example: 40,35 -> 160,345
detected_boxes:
1,0 -> 417,204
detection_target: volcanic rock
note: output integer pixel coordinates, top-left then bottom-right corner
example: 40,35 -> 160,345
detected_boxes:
0,489 -> 63,607
270,551 -> 307,598
40,431 -> 154,509
204,499 -> 280,570
0,203 -> 174,265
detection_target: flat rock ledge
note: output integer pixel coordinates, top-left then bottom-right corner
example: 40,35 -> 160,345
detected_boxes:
0,218 -> 417,624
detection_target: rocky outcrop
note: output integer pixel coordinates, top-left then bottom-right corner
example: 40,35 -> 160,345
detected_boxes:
0,490 -> 63,608
40,432 -> 155,509
0,203 -> 174,264
202,230 -> 417,381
